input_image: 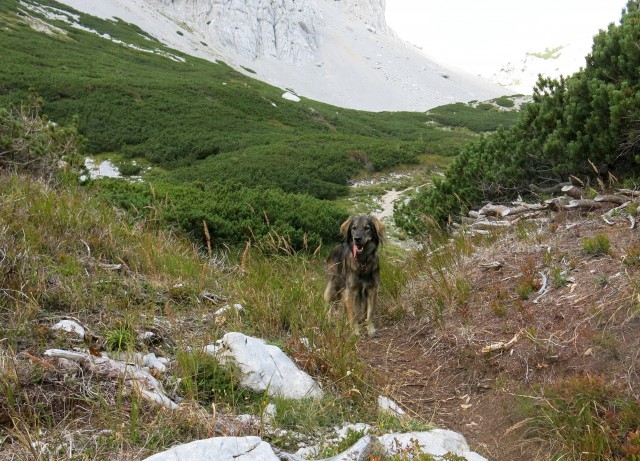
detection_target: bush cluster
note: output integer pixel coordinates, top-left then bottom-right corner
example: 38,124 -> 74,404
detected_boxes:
96,179 -> 348,250
397,1 -> 640,232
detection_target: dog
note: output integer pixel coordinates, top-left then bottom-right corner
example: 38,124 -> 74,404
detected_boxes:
323,215 -> 385,337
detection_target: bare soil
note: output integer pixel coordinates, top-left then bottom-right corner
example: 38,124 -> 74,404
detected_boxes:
358,210 -> 640,460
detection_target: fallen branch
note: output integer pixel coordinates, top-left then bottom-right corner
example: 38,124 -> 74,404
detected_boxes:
472,219 -> 519,230
481,332 -> 521,354
44,349 -> 178,409
530,182 -> 571,195
594,194 -> 630,205
480,261 -> 503,270
616,188 -> 640,197
565,199 -> 604,211
544,196 -> 570,212
533,272 -> 550,304
478,203 -> 511,218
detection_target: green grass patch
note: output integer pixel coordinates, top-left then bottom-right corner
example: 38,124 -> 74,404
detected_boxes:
582,233 -> 611,256
426,102 -> 518,132
521,375 -> 640,460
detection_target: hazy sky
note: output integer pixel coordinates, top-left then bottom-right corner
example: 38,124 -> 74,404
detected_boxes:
385,0 -> 628,75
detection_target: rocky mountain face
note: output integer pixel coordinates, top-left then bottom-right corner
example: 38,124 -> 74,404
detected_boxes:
57,0 -> 509,111
154,0 -> 322,64
154,0 -> 391,64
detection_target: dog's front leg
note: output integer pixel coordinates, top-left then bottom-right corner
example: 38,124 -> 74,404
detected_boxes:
365,288 -> 377,338
343,288 -> 359,335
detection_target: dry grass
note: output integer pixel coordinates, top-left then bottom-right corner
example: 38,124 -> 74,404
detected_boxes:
0,167 -> 419,458
358,210 -> 640,460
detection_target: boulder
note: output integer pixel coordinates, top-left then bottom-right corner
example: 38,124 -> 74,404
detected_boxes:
205,332 -> 323,399
142,436 -> 279,461
379,430 -> 487,461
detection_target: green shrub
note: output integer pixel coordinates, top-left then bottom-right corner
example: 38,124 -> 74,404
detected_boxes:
0,90 -> 83,181
494,97 -> 515,108
582,233 -> 611,256
95,179 -> 349,250
175,350 -> 262,411
425,102 -> 518,132
105,320 -> 136,352
396,2 -> 640,233
117,161 -> 142,176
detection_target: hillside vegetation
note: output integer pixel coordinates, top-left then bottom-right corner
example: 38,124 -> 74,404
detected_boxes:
0,102 -> 411,459
3,0 -> 640,460
0,0 -> 518,249
396,0 -> 640,232
2,97 -> 640,461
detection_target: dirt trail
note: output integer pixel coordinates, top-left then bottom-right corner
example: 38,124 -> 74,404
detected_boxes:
358,210 -> 640,460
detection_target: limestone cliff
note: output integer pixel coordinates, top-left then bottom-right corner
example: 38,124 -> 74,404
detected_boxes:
152,0 -> 392,64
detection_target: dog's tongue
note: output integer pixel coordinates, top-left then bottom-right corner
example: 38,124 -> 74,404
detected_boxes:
353,244 -> 363,259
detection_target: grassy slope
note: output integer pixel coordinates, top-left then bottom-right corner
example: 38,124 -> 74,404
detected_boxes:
0,170 -> 421,459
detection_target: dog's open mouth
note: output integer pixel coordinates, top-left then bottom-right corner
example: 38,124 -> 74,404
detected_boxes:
353,243 -> 364,258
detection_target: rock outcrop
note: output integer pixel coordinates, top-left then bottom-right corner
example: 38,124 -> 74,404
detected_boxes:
155,0 -> 321,64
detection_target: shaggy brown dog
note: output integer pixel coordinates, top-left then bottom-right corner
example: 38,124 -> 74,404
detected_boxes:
323,215 -> 385,337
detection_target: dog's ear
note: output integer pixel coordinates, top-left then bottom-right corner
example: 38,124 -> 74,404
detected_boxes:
339,217 -> 353,242
369,216 -> 385,244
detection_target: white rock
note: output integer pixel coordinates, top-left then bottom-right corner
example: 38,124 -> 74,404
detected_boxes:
142,436 -> 279,461
320,435 -> 383,461
282,91 -> 301,102
214,303 -> 244,316
207,332 -> 323,399
377,395 -> 405,416
335,422 -> 371,440
143,352 -> 168,372
379,430 -> 487,460
51,320 -> 85,338
84,157 -> 121,179
263,403 -> 277,423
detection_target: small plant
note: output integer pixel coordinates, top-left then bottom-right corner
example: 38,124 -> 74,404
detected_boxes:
582,233 -> 611,256
175,350 -> 262,411
584,187 -> 599,199
515,258 -> 540,300
490,300 -> 507,317
105,321 -> 136,352
623,242 -> 640,266
489,284 -> 509,317
550,266 -> 571,288
117,161 -> 142,176
594,274 -> 609,288
376,413 -> 432,434
316,427 -> 367,458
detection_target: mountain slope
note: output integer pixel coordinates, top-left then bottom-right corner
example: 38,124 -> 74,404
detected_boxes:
54,0 -> 509,111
